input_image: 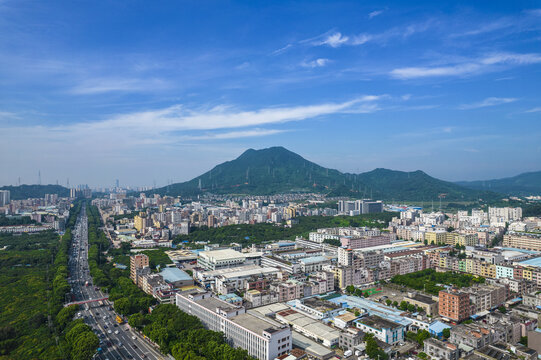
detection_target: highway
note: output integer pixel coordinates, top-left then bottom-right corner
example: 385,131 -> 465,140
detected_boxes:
68,206 -> 166,360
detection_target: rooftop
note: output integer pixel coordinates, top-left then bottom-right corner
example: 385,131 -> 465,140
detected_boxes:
408,293 -> 436,304
200,248 -> 246,261
159,267 -> 192,283
357,315 -> 402,330
196,295 -> 240,313
291,331 -> 335,359
299,256 -> 330,265
230,313 -> 286,336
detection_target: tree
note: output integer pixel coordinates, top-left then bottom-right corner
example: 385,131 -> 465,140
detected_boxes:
365,333 -> 388,360
55,305 -> 79,331
398,301 -> 409,311
442,328 -> 450,339
354,310 -> 360,317
346,285 -> 355,294
416,330 -> 431,346
498,306 -> 507,314
129,313 -> 146,329
392,301 -> 398,307
519,336 -> 528,346
407,304 -> 416,312
71,331 -> 99,360
385,299 -> 392,306
114,297 -> 132,315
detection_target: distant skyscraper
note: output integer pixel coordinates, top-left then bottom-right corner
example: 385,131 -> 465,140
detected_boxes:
0,190 -> 10,206
115,179 -> 119,188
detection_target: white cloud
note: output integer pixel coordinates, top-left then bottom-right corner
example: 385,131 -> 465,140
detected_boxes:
315,32 -> 349,47
459,97 -> 517,110
2,97 -> 380,148
390,53 -> 541,79
525,107 -> 541,113
70,77 -> 168,94
184,129 -> 287,140
351,34 -> 372,45
271,44 -> 292,55
369,10 -> 383,19
301,58 -> 330,68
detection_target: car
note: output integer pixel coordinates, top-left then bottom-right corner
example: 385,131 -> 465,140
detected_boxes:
104,325 -> 108,329
107,330 -> 112,334
114,330 -> 119,335
132,336 -> 136,340
113,324 -> 118,327
141,355 -> 146,358
132,344 -> 137,349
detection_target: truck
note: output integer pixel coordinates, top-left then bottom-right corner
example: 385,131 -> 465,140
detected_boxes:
116,315 -> 124,324
84,281 -> 89,287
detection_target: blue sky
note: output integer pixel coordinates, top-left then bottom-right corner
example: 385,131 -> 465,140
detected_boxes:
1,0 -> 540,187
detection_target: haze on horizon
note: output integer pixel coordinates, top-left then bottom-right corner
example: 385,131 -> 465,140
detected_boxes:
0,1 -> 540,188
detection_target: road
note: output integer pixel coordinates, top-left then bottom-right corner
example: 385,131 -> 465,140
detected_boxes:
68,206 -> 166,360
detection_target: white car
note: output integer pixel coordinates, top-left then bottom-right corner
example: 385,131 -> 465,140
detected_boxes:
114,330 -> 119,335
132,336 -> 136,340
107,330 -> 112,334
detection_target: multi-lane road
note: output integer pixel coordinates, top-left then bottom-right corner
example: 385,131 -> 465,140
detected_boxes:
68,207 -> 165,360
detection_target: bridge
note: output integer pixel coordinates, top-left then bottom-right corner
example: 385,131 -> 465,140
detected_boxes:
64,296 -> 109,307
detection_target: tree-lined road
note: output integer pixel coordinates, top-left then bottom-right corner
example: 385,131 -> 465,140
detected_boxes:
68,207 -> 165,360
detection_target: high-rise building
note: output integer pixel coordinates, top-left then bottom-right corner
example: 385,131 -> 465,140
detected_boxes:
0,190 -> 10,206
130,254 -> 150,284
439,289 -> 471,322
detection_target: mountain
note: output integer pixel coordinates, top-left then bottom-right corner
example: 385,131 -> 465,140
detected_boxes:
0,184 -> 70,200
148,146 -> 499,201
456,171 -> 541,196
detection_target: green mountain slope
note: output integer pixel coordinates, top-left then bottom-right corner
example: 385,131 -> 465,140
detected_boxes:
456,171 -> 541,196
356,168 -> 496,201
149,146 -> 499,201
0,184 -> 70,200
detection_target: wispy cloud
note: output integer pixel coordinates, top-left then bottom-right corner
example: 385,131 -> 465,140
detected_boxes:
390,52 -> 541,79
2,97 -> 382,148
271,43 -> 292,55
184,128 -> 287,140
369,10 -> 384,19
70,77 -> 169,94
314,32 -> 349,47
450,19 -> 513,37
459,97 -> 517,110
301,58 -> 330,68
525,107 -> 541,113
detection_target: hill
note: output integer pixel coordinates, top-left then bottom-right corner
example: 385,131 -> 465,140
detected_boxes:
456,171 -> 541,196
148,146 -> 499,201
0,184 -> 70,200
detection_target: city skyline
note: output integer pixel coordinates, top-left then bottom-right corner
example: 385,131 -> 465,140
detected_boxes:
1,1 -> 541,187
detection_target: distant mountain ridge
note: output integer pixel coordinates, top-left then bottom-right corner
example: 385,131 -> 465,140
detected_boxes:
0,184 -> 70,200
148,146 -> 500,201
456,171 -> 541,196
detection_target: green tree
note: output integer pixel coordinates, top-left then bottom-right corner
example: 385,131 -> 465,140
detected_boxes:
128,313 -> 146,329
498,306 -> 507,314
416,330 -> 431,346
442,328 -> 450,339
114,297 -> 132,315
55,305 -> 79,331
392,301 -> 398,307
385,299 -> 392,306
407,304 -> 416,312
398,301 -> 409,311
71,331 -> 99,360
346,285 -> 355,294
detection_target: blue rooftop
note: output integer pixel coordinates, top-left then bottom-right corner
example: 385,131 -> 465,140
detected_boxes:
300,256 -> 329,265
519,256 -> 541,267
326,295 -> 412,327
159,267 -> 192,283
429,321 -> 451,334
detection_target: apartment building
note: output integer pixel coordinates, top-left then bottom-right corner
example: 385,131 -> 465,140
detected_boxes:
130,253 -> 149,285
176,291 -> 292,360
503,233 -> 541,251
439,289 -> 471,322
423,338 -> 459,360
